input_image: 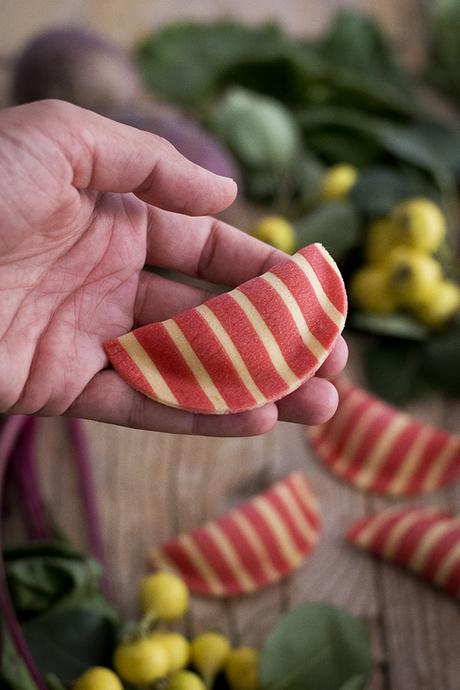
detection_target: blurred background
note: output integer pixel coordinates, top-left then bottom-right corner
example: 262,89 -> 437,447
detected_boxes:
2,2 -> 460,690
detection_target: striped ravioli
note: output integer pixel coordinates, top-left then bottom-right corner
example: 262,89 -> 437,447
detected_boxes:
347,507 -> 460,599
308,379 -> 460,495
148,472 -> 320,596
104,244 -> 346,414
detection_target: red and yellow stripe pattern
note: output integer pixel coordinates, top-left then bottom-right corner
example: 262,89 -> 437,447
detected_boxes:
308,379 -> 460,495
104,244 -> 347,414
148,472 -> 320,596
347,507 -> 460,598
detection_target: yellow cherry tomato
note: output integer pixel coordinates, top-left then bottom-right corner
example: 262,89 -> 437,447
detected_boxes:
391,197 -> 446,253
365,218 -> 397,265
387,246 -> 443,307
191,632 -> 231,682
73,667 -> 122,690
139,571 -> 189,620
320,164 -> 358,201
169,670 -> 206,690
350,266 -> 396,314
225,647 -> 260,690
411,280 -> 460,328
113,638 -> 169,685
253,215 -> 296,254
150,632 -> 190,672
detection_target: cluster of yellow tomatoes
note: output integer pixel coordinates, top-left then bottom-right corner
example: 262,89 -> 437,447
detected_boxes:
73,572 -> 259,690
351,198 -> 460,329
251,163 -> 460,330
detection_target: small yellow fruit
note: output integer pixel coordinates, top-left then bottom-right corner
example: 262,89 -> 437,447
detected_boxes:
387,246 -> 443,307
320,164 -> 358,201
411,280 -> 460,328
169,670 -> 206,690
150,632 -> 190,672
139,571 -> 189,620
113,638 -> 169,685
73,667 -> 122,690
350,266 -> 397,314
253,215 -> 296,254
191,632 -> 231,682
391,198 -> 446,252
225,647 -> 260,690
365,218 -> 397,265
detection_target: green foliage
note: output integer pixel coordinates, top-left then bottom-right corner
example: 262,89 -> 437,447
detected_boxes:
363,339 -> 432,405
23,608 -> 117,682
2,542 -> 119,688
4,542 -> 109,621
259,602 -> 372,690
0,623 -> 38,690
427,0 -> 460,109
424,321 -> 460,397
294,202 -> 361,260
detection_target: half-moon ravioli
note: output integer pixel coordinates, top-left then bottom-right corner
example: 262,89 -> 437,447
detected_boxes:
104,243 -> 347,414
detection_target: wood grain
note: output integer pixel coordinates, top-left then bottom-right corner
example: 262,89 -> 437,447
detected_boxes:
1,2 -> 459,689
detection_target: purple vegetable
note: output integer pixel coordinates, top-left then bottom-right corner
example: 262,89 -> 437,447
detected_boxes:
103,104 -> 242,183
0,416 -> 47,690
9,417 -> 49,541
67,418 -> 109,595
13,27 -> 144,111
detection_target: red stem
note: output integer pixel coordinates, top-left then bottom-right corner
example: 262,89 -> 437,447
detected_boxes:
10,417 -> 49,541
66,418 -> 109,595
0,415 -> 48,690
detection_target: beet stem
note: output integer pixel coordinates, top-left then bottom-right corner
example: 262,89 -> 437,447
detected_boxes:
66,418 -> 109,595
0,416 -> 48,690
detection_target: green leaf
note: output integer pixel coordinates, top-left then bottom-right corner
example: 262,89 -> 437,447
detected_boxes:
411,121 -> 460,180
136,22 -> 288,106
349,312 -> 429,341
350,166 -> 432,218
4,542 -> 108,620
0,622 -> 38,690
44,674 -> 67,690
339,676 -> 368,690
319,9 -> 410,91
22,608 -> 117,682
426,0 -> 460,109
259,602 -> 372,690
294,202 -> 361,260
424,322 -> 460,397
364,339 -> 432,405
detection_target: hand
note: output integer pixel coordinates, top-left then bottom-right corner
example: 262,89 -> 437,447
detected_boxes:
0,100 -> 347,436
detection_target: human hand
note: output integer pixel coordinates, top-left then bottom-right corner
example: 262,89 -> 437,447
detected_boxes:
0,100 -> 347,436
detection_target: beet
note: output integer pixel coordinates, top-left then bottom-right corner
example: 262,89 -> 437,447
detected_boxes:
103,104 -> 242,182
13,27 -> 144,111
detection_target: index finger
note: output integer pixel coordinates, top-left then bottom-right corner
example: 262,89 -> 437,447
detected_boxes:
8,100 -> 237,217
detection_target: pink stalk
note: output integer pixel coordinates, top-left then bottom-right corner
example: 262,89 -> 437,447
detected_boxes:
0,415 -> 48,690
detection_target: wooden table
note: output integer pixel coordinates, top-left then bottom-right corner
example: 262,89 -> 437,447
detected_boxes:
2,2 -> 460,689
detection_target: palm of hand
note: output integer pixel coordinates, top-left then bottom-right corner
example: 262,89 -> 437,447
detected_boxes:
0,100 -> 346,435
2,187 -> 147,415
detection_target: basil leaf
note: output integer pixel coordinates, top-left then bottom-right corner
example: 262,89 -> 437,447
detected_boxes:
22,608 -> 117,682
259,603 -> 372,690
294,202 -> 361,260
